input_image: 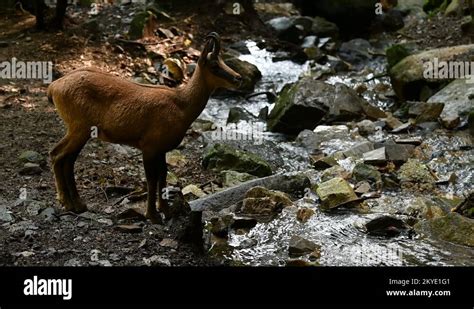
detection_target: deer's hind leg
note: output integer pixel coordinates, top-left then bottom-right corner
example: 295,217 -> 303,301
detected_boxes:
50,130 -> 89,213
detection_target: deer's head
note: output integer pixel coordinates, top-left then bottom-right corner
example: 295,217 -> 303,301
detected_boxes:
198,32 -> 242,90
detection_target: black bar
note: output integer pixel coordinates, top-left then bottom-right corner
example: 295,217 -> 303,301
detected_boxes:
0,267 -> 472,306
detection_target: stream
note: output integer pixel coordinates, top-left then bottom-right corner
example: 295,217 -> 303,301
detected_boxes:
200,40 -> 474,266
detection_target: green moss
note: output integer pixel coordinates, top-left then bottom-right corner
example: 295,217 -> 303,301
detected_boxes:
202,144 -> 272,177
386,44 -> 411,70
267,82 -> 297,131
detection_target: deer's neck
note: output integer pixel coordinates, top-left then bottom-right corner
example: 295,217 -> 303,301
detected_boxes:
178,66 -> 213,124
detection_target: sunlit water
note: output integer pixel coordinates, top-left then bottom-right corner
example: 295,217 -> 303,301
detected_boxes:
200,41 -> 474,266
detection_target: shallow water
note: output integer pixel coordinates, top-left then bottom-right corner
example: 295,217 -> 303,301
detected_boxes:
201,41 -> 474,266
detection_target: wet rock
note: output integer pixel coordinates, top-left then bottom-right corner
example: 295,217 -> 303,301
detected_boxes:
220,170 -> 258,188
381,113 -> 404,130
115,224 -> 143,233
224,57 -> 262,93
191,118 -> 215,133
386,44 -> 411,69
352,163 -> 382,189
26,201 -> 43,216
296,207 -> 315,223
288,235 -> 320,257
363,147 -> 387,165
390,44 -> 474,100
296,125 -> 350,150
311,16 -> 339,37
440,116 -> 461,129
354,181 -> 371,194
398,159 -> 436,186
339,38 -> 372,64
407,101 -> 444,123
229,41 -> 250,54
414,213 -> 474,247
364,216 -> 408,237
356,120 -> 376,136
190,173 -> 310,212
374,142 -> 415,163
227,107 -> 256,124
321,166 -> 350,182
405,197 -> 447,220
19,163 -> 42,175
427,78 -> 474,127
159,238 -> 178,249
394,137 -> 423,146
311,155 -> 338,170
301,35 -> 318,49
268,78 -> 384,134
316,177 -> 359,210
242,186 -> 293,215
230,216 -> 258,230
203,144 -> 272,177
266,16 -> 311,44
182,184 -> 206,198
343,141 -> 374,159
143,255 -> 171,266
209,215 -> 233,238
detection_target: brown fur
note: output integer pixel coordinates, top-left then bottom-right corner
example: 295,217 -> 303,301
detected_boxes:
48,33 -> 241,223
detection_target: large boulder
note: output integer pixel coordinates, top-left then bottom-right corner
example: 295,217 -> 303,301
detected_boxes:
389,44 -> 474,100
202,144 -> 272,177
267,78 -> 385,134
427,78 -> 474,127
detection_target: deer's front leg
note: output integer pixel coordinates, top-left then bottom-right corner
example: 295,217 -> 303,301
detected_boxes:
157,153 -> 171,219
143,153 -> 163,224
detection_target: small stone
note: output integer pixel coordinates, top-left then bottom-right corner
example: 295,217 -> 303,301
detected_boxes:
0,206 -> 13,222
288,235 -> 320,257
316,177 -> 359,210
440,116 -> 460,129
311,155 -> 338,170
296,207 -> 315,223
115,224 -> 143,233
363,147 -> 387,165
182,184 -> 206,198
143,255 -> 171,266
343,141 -> 374,159
39,207 -> 56,221
64,258 -> 82,266
159,238 -> 178,249
77,221 -> 88,228
18,150 -> 44,164
356,119 -> 376,136
97,218 -> 113,226
19,163 -> 42,175
354,181 -> 371,194
242,186 -> 293,215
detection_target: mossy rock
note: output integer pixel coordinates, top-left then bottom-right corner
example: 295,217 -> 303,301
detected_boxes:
202,144 -> 272,177
316,177 -> 358,210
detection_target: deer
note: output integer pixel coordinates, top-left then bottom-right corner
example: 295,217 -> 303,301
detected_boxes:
47,32 -> 242,224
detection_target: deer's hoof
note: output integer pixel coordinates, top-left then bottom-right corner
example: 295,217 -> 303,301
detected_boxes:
145,211 -> 163,225
73,201 -> 88,213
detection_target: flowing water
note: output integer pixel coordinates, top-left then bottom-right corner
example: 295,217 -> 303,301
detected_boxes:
201,41 -> 474,266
